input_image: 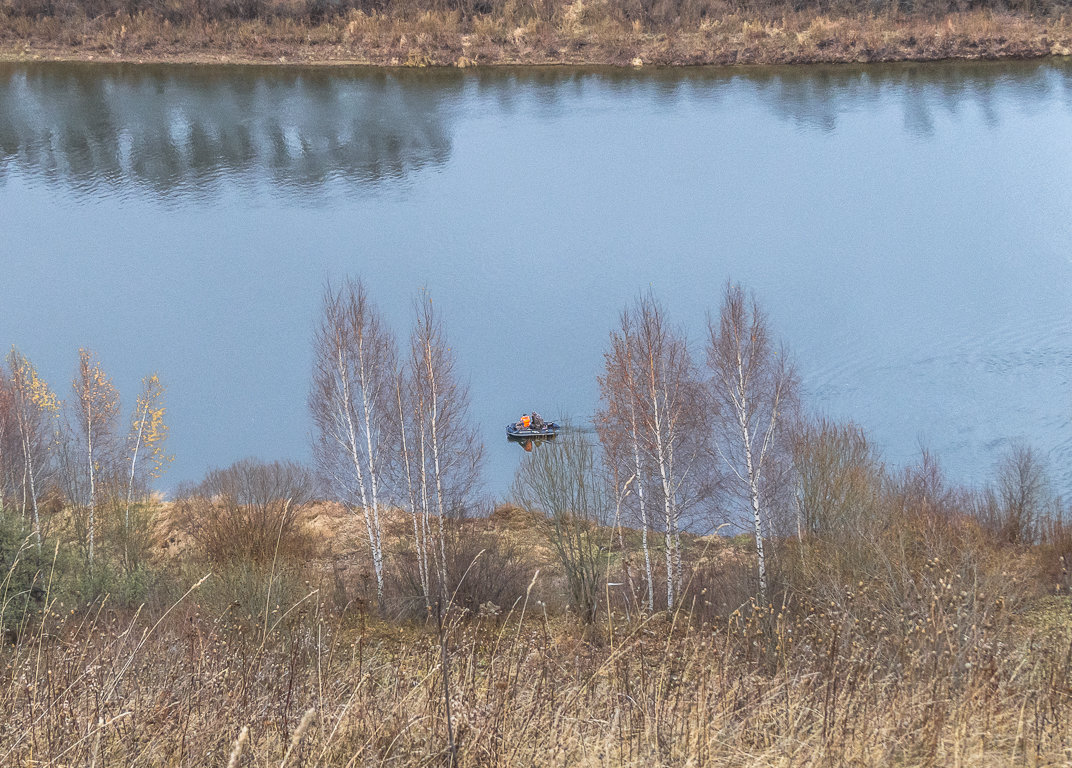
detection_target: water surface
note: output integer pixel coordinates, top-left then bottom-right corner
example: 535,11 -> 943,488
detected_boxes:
1,61 -> 1070,497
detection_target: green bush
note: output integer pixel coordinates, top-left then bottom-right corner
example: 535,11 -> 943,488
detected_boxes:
0,513 -> 49,640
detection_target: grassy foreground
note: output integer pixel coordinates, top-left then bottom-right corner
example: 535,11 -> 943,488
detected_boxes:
2,501 -> 1072,767
1,7 -> 1071,66
1,597 -> 1070,766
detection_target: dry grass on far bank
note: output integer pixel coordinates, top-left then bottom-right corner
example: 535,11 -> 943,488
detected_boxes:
1,7 -> 1071,66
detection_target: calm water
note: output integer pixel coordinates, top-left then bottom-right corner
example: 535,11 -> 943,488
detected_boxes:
1,61 -> 1070,498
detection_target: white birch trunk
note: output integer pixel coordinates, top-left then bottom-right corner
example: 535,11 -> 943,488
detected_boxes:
648,361 -> 676,611
22,431 -> 41,548
416,402 -> 435,594
628,399 -> 653,612
734,338 -> 767,602
397,377 -> 429,607
336,343 -> 383,604
125,400 -> 148,535
425,340 -> 449,598
742,420 -> 768,601
356,334 -> 386,601
87,399 -> 95,567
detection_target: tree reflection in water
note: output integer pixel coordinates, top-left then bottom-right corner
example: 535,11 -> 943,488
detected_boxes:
0,65 -> 461,197
1,60 -> 1069,198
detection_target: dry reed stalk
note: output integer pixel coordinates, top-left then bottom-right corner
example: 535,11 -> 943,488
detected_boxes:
88,717 -> 103,768
226,725 -> 249,768
280,708 -> 315,767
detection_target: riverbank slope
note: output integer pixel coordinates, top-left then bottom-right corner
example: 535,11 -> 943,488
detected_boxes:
2,8 -> 1071,66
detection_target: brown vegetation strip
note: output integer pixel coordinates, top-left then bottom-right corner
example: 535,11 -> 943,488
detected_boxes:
2,578 -> 1070,765
1,9 -> 1071,66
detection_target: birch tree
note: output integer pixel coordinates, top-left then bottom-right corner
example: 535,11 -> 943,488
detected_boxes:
121,373 -> 170,567
71,348 -> 121,567
598,313 -> 655,610
393,367 -> 432,610
311,278 -> 398,607
706,283 -> 798,603
408,291 -> 482,600
7,349 -> 60,548
598,293 -> 708,612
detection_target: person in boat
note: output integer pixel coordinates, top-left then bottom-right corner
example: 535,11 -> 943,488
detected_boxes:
518,414 -> 531,430
530,412 -> 546,430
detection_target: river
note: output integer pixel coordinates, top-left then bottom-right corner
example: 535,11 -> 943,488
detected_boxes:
1,60 -> 1070,498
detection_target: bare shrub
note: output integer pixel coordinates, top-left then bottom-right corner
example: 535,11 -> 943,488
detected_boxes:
443,526 -> 532,616
1038,504 -> 1072,592
792,416 -> 885,541
391,522 -> 533,619
178,458 -> 315,566
977,443 -> 1052,545
513,429 -> 610,623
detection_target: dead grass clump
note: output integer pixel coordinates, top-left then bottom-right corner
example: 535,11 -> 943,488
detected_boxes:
389,522 -> 536,617
1039,509 -> 1072,592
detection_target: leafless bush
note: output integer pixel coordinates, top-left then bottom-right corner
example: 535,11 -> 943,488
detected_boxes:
793,416 -> 885,541
974,444 -> 1053,545
391,522 -> 533,619
443,527 -> 533,615
177,458 -> 315,566
775,438 -> 1043,641
513,429 -> 610,623
1039,504 -> 1072,592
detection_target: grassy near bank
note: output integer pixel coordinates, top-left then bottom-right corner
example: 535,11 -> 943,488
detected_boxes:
1,591 -> 1070,766
2,497 -> 1072,766
1,5 -> 1071,65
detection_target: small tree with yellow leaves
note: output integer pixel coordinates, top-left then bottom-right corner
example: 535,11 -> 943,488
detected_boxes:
7,348 -> 60,549
121,373 -> 170,569
70,349 -> 121,567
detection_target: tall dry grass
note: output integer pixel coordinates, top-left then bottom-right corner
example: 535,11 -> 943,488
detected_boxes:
1,542 -> 1070,766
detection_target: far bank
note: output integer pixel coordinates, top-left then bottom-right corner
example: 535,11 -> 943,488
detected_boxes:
1,8 -> 1071,67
